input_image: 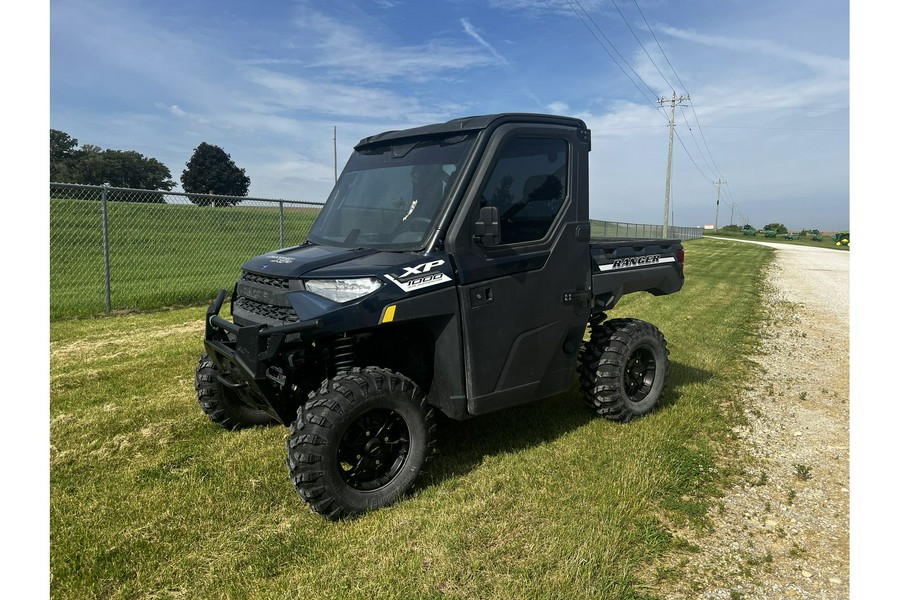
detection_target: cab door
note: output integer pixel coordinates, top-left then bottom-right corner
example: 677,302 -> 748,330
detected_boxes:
447,124 -> 592,415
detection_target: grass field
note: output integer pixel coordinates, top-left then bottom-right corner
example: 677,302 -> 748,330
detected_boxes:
50,238 -> 772,599
49,199 -> 321,319
704,230 -> 850,250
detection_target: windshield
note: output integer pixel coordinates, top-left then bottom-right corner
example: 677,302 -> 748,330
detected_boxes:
307,133 -> 476,249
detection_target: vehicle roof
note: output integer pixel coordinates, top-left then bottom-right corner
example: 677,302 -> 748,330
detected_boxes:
355,113 -> 587,150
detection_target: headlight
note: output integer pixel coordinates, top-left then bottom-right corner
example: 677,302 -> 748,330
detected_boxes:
304,277 -> 383,303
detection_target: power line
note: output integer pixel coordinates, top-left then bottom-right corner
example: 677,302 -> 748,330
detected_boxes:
674,129 -> 715,184
631,0 -> 726,183
723,181 -> 738,208
632,0 -> 726,182
632,0 -> 689,95
678,102 -> 726,185
564,0 -> 667,119
571,0 -> 660,102
569,0 -> 731,222
610,0 -> 675,92
688,109 -> 724,179
679,106 -> 718,181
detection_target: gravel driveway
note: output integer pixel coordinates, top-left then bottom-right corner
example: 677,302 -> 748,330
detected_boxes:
657,239 -> 849,599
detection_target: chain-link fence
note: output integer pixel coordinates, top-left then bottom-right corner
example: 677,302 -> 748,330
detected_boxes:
50,183 -> 323,319
50,182 -> 704,319
589,220 -> 704,241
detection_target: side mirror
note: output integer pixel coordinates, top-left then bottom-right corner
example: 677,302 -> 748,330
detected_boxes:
473,206 -> 500,247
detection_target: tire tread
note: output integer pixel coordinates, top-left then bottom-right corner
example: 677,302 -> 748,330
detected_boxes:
286,366 -> 436,520
578,318 -> 669,423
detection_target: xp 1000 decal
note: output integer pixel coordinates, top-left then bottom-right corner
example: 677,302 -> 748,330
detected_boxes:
384,259 -> 453,293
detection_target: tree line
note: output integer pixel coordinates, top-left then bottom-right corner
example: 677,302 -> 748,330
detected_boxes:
50,130 -> 251,206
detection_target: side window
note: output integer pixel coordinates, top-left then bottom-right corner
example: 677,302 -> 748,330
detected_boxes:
479,137 -> 568,245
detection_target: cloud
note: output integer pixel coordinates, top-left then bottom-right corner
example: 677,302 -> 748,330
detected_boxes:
460,18 -> 510,66
546,101 -> 570,114
240,68 -> 456,123
291,12 -> 503,82
656,24 -> 849,76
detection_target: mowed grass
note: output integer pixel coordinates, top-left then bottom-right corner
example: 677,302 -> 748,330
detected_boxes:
49,199 -> 321,319
705,230 -> 850,250
50,238 -> 771,599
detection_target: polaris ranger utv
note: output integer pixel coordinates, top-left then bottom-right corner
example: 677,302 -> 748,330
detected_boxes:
197,113 -> 685,519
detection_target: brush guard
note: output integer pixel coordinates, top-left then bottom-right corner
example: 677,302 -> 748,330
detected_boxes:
203,289 -> 323,424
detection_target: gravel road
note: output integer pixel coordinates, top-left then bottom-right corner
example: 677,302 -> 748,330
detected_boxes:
656,239 -> 849,599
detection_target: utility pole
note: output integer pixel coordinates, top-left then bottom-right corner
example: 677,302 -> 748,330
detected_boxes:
713,178 -> 726,232
658,92 -> 689,238
724,202 -> 736,227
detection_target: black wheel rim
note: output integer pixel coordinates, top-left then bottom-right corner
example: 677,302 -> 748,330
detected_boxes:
337,409 -> 410,491
623,346 -> 656,402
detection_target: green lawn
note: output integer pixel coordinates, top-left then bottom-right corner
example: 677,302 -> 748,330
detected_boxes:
704,230 -> 850,250
50,238 -> 772,599
49,199 -> 321,319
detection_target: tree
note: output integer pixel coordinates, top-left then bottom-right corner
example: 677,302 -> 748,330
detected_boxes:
763,223 -> 788,234
49,129 -> 176,195
181,142 -> 250,206
101,150 -> 175,192
50,129 -> 79,181
74,144 -> 106,186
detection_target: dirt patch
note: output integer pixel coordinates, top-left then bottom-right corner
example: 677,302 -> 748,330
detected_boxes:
655,241 -> 849,599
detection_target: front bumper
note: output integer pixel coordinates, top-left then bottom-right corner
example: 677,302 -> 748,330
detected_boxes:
203,289 -> 323,424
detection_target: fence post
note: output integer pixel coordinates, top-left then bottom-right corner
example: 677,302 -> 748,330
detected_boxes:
101,183 -> 112,313
279,201 -> 285,248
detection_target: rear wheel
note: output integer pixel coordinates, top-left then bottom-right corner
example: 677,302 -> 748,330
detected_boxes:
286,367 -> 437,520
578,318 -> 669,422
194,352 -> 278,430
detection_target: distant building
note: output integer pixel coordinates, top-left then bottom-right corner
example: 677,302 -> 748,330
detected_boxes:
703,224 -> 715,230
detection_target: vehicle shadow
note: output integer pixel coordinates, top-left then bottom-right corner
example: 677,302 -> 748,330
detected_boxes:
424,359 -> 712,487
657,360 -> 715,412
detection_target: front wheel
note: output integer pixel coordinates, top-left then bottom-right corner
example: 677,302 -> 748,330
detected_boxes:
578,318 -> 670,422
286,367 -> 437,520
195,352 -> 278,430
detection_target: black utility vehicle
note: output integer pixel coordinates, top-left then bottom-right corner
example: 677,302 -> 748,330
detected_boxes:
197,113 -> 685,519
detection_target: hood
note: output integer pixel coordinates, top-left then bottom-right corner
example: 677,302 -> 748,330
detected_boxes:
241,243 -> 444,280
241,243 -> 380,278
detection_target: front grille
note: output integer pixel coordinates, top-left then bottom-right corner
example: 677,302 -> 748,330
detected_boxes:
234,296 -> 299,323
241,271 -> 290,290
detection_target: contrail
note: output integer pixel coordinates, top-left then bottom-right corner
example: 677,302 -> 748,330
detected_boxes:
460,18 -> 509,65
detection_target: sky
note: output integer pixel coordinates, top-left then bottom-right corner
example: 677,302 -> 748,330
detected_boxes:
49,0 -> 851,231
